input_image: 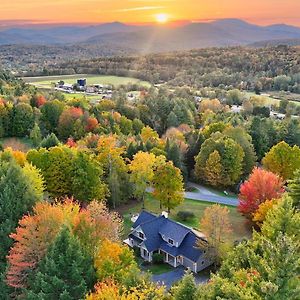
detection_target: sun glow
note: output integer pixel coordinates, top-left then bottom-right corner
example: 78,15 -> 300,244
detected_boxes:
155,13 -> 169,24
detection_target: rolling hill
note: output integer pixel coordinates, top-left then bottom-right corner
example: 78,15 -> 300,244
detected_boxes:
0,19 -> 300,51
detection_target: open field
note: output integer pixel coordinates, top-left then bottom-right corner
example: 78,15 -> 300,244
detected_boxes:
244,91 -> 300,107
0,137 -> 34,152
118,194 -> 252,242
23,74 -> 151,88
62,93 -> 100,102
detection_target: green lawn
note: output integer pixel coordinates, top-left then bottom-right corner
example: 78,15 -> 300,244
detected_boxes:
23,74 -> 151,88
119,194 -> 252,242
145,263 -> 173,275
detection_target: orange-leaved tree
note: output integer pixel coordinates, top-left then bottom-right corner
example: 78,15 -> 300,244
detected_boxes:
6,199 -> 122,289
238,167 -> 284,220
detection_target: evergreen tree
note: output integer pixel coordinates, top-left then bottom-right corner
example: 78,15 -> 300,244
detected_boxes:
40,133 -> 60,149
167,111 -> 179,128
30,123 -> 42,147
26,227 -> 96,300
0,158 -> 43,297
171,271 -> 197,300
166,141 -> 181,169
288,169 -> 300,209
0,159 -> 43,271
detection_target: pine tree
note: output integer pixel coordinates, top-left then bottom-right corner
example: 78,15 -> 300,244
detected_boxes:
30,123 -> 42,147
0,159 -> 43,270
172,271 -> 197,300
26,226 -> 96,300
40,133 -> 60,148
0,158 -> 43,297
288,169 -> 300,209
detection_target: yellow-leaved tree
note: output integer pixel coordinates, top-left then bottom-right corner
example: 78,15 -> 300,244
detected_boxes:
198,204 -> 232,269
152,160 -> 184,213
129,151 -> 157,208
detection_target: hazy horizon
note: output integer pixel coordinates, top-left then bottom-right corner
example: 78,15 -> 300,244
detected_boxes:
1,0 -> 300,27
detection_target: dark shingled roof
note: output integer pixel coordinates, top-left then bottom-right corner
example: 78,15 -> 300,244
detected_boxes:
132,211 -> 157,229
128,233 -> 143,244
131,211 -> 204,262
159,219 -> 191,246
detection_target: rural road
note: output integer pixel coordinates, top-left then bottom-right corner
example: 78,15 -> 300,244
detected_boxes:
185,182 -> 238,206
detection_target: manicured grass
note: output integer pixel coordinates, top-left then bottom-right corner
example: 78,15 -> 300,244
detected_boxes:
0,137 -> 34,151
23,74 -> 151,88
145,263 -> 173,275
119,194 -> 252,242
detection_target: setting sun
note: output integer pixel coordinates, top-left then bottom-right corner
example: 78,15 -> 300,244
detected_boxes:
155,13 -> 169,24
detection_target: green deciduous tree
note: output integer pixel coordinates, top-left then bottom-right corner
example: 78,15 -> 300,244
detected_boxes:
195,133 -> 244,187
152,161 -> 184,212
262,141 -> 300,180
11,103 -> 35,137
40,100 -> 65,134
71,151 -> 107,203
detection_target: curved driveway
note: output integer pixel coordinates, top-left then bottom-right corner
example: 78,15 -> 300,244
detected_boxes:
185,182 -> 238,206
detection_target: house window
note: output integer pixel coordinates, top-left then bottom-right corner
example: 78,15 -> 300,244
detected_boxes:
201,261 -> 205,265
168,238 -> 174,245
138,232 -> 144,239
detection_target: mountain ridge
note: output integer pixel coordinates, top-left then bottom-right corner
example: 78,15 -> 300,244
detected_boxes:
0,19 -> 300,53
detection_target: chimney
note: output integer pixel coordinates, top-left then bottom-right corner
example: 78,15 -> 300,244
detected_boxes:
161,211 -> 168,218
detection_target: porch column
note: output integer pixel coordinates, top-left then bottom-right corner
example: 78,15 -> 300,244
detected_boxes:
174,257 -> 177,267
166,252 -> 169,262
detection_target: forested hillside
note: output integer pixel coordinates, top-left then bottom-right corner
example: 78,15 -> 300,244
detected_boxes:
0,45 -> 300,300
34,46 -> 300,93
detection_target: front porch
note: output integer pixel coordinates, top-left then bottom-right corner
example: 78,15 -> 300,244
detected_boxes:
159,249 -> 182,268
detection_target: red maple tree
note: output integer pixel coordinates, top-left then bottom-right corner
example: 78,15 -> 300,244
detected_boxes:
238,167 -> 284,219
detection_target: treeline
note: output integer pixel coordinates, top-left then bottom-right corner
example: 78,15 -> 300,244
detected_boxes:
35,46 -> 300,93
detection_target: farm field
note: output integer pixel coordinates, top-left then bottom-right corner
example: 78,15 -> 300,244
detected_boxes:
118,194 -> 252,242
23,74 -> 151,88
244,91 -> 300,107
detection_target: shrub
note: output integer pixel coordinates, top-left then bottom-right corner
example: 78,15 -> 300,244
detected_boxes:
152,253 -> 164,264
177,211 -> 195,222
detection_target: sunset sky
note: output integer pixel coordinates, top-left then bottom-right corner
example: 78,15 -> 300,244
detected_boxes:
1,0 -> 300,27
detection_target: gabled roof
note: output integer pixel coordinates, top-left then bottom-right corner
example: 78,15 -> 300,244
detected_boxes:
159,219 -> 191,246
132,211 -> 157,229
131,211 -> 204,262
140,216 -> 166,252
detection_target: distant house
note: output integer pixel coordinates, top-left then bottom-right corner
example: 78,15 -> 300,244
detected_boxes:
125,211 -> 212,273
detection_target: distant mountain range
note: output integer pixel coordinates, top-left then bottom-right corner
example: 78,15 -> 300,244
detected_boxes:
1,19 -> 300,53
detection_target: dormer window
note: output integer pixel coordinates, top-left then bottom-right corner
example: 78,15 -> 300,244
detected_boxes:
168,238 -> 174,245
138,232 -> 144,239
